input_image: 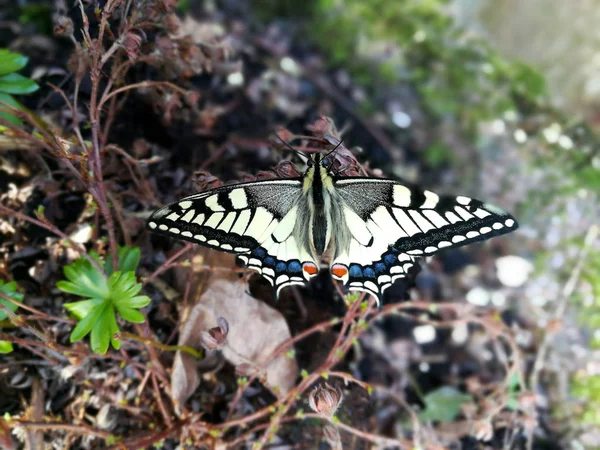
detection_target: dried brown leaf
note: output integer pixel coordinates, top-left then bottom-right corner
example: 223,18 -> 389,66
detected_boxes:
171,277 -> 298,412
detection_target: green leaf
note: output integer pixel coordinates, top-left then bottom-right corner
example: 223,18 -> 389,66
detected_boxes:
70,301 -> 107,342
91,305 -> 113,354
64,298 -> 104,320
0,73 -> 38,94
60,261 -> 108,299
0,92 -> 23,125
0,50 -> 28,76
0,280 -> 23,321
115,305 -> 145,323
418,386 -> 473,423
0,340 -> 13,353
105,246 -> 141,274
107,306 -> 121,350
116,295 -> 151,309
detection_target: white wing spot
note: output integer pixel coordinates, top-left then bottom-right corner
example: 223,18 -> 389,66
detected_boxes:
364,281 -> 379,293
231,209 -> 251,235
204,212 -> 224,229
159,224 -> 168,231
192,213 -> 206,226
179,201 -> 192,209
218,211 -> 237,233
466,231 -> 479,239
473,208 -> 492,219
445,212 -> 461,224
181,209 -> 195,222
398,253 -> 412,262
438,241 -> 451,248
263,268 -> 275,277
344,207 -> 373,246
181,231 -> 193,238
378,275 -> 391,284
403,263 -> 413,272
505,219 -> 515,227
492,222 -> 504,230
169,227 -> 181,234
221,244 -> 233,250
422,190 -> 439,209
273,206 -> 298,243
425,246 -> 437,254
423,210 -> 448,228
276,275 -> 290,285
393,209 -> 421,236
167,212 -> 180,221
372,206 -> 407,241
452,235 -> 466,243
245,207 -> 274,240
229,189 -> 248,209
409,210 -> 435,233
455,206 -> 475,221
195,234 -> 206,242
390,266 -> 404,274
408,250 -> 423,255
234,247 -> 250,252
249,258 -> 261,266
149,222 -> 157,229
480,226 -> 492,234
205,194 -> 225,212
207,239 -> 220,246
239,255 -> 248,264
393,185 -> 411,207
456,196 -> 471,205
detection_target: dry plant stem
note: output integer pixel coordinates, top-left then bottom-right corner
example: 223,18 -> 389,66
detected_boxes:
112,419 -> 191,450
226,413 -> 410,448
527,224 -> 599,450
0,290 -> 74,324
142,243 -> 193,287
254,298 -> 370,448
97,81 -> 190,112
224,315 -> 344,420
152,373 -> 173,428
0,205 -> 105,274
77,0 -> 124,269
120,331 -> 202,359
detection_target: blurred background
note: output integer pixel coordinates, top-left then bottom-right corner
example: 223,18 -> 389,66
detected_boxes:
0,0 -> 599,448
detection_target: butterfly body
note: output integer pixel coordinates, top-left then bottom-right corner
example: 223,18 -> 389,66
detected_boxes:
147,153 -> 518,301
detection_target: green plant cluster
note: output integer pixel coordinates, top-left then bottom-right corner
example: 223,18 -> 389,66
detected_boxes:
58,247 -> 150,354
0,49 -> 39,125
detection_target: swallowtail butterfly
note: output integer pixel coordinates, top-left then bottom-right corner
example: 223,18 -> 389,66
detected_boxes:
147,152 -> 518,302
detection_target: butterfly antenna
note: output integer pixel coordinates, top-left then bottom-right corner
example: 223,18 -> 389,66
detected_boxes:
325,139 -> 343,172
275,133 -> 306,162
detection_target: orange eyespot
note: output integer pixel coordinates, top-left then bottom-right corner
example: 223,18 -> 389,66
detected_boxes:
331,264 -> 349,279
302,262 -> 319,276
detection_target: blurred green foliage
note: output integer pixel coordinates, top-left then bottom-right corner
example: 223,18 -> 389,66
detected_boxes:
0,49 -> 39,126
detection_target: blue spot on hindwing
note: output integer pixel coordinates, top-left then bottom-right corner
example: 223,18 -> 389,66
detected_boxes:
363,267 -> 376,279
349,265 -> 362,277
253,247 -> 266,258
384,253 -> 397,265
264,256 -> 276,267
374,262 -> 386,274
288,261 -> 302,273
275,261 -> 287,272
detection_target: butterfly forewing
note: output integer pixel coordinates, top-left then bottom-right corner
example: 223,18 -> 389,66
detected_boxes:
330,177 -> 518,297
147,179 -> 319,293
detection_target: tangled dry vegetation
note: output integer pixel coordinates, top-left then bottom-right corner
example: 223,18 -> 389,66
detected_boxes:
0,1 -> 596,449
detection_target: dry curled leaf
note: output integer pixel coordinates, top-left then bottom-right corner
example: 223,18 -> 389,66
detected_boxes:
171,276 -> 298,413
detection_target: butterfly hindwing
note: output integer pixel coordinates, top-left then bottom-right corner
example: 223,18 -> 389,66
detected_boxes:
147,179 -> 319,294
330,177 -> 518,297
